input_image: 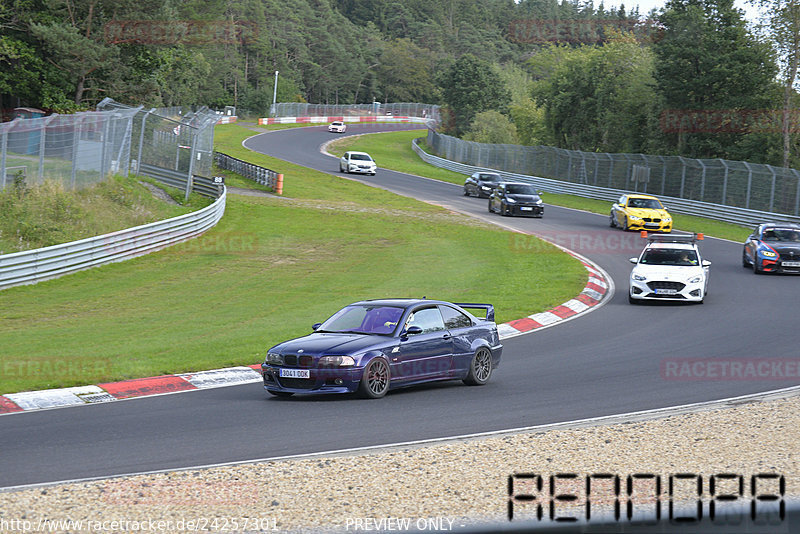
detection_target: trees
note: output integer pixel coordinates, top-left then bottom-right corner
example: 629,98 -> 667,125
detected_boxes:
751,0 -> 800,168
529,34 -> 658,153
463,110 -> 519,144
653,0 -> 779,159
438,54 -> 511,136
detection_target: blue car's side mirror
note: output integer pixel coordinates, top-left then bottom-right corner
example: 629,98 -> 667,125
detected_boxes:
312,323 -> 322,331
401,325 -> 423,339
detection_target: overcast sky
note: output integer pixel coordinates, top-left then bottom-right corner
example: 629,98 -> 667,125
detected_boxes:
612,0 -> 764,23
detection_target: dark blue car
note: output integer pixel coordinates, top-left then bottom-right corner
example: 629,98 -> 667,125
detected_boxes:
261,298 -> 503,398
743,222 -> 800,274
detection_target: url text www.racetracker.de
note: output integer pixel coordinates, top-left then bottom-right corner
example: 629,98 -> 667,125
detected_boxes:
0,517 -> 279,533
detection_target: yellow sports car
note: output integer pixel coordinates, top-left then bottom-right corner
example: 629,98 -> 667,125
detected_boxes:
610,194 -> 672,232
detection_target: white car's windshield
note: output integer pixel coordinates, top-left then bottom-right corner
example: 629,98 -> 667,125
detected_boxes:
318,305 -> 403,335
640,249 -> 699,266
350,154 -> 372,161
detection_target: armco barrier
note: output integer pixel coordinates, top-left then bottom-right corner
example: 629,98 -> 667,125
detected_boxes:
411,138 -> 800,227
0,186 -> 226,291
257,115 -> 428,125
214,152 -> 282,194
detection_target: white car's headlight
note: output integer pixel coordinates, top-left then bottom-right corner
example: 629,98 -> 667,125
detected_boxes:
632,273 -> 647,281
266,352 -> 282,364
688,275 -> 703,283
318,355 -> 355,367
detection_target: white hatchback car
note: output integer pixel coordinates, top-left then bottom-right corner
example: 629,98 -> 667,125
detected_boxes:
328,121 -> 346,133
339,151 -> 376,175
629,233 -> 711,304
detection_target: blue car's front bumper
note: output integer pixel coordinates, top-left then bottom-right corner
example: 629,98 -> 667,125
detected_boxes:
261,363 -> 363,394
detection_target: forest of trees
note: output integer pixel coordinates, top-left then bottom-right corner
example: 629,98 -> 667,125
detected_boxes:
1,0 -> 798,167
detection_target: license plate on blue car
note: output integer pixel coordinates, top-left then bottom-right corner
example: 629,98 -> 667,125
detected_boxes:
280,369 -> 310,379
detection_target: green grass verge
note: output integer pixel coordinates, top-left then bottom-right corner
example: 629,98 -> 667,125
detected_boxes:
0,123 -> 587,394
329,130 -> 753,242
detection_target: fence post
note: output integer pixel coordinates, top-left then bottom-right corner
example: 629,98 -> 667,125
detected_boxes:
70,115 -> 84,189
38,114 -> 57,182
793,168 -> 800,216
185,130 -> 198,202
679,156 -> 686,198
743,161 -> 752,209
720,159 -> 728,205
100,115 -> 111,180
699,160 -> 707,201
0,120 -> 11,190
607,154 -> 614,188
767,165 -> 777,212
622,154 -> 631,191
137,109 -> 154,174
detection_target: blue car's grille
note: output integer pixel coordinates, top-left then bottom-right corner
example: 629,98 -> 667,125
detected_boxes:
283,355 -> 313,367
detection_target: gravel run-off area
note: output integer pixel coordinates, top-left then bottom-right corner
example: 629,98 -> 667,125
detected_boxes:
1,389 -> 798,533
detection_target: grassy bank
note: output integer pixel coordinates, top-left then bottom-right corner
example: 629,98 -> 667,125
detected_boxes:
0,123 -> 587,394
0,175 -> 208,254
328,130 -> 753,242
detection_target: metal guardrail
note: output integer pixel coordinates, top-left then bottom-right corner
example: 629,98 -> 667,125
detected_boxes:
0,186 -> 226,291
412,138 -> 800,227
214,152 -> 283,194
140,164 -> 222,198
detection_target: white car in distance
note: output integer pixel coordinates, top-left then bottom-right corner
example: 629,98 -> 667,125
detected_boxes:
328,121 -> 346,133
339,151 -> 377,175
629,233 -> 711,304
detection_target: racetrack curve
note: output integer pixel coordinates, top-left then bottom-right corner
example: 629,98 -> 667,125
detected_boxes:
1,124 -> 798,489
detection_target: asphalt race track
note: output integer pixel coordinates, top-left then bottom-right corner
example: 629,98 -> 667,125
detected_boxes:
1,124 -> 799,489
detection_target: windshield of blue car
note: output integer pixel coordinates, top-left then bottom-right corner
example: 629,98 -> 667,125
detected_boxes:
762,229 -> 800,241
350,154 -> 372,161
317,305 -> 404,335
639,248 -> 699,266
628,198 -> 663,209
506,184 -> 537,195
479,174 -> 499,182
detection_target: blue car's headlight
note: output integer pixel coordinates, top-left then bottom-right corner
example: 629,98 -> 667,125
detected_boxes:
319,355 -> 355,367
761,250 -> 777,257
266,352 -> 282,364
506,197 -> 517,203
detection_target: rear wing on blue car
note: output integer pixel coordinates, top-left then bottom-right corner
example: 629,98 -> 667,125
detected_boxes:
454,303 -> 495,322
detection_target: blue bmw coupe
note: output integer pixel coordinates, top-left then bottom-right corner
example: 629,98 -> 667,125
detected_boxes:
261,299 -> 503,398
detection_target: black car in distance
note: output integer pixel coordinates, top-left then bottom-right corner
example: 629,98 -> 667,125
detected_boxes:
489,182 -> 544,217
464,172 -> 502,198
